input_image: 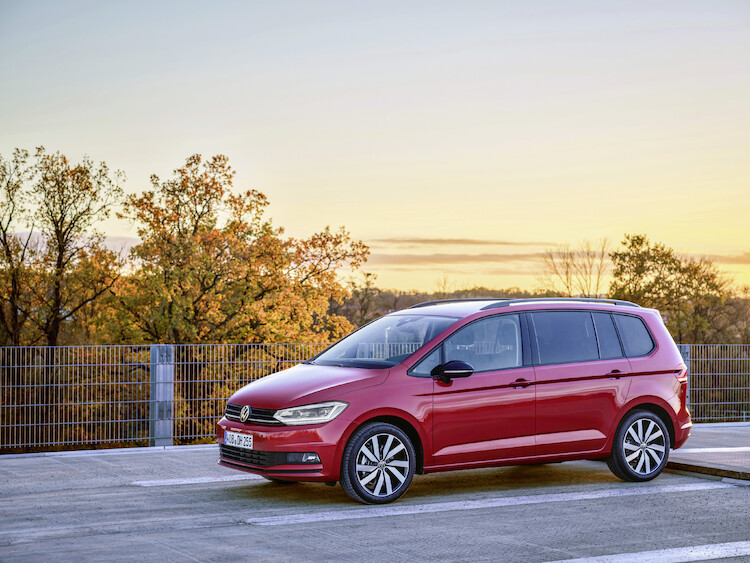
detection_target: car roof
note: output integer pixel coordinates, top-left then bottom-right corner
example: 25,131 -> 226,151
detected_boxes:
397,298 -> 644,318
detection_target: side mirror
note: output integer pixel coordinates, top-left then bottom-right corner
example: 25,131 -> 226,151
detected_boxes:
432,360 -> 474,383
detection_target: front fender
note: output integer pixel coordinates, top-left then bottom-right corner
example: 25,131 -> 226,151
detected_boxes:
334,407 -> 432,475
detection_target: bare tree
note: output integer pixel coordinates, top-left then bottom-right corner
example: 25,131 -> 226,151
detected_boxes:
541,238 -> 610,297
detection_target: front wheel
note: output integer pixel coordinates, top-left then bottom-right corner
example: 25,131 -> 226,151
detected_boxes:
607,410 -> 671,482
340,422 -> 416,504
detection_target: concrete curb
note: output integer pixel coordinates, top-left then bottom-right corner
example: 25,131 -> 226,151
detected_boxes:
692,422 -> 750,428
667,461 -> 750,481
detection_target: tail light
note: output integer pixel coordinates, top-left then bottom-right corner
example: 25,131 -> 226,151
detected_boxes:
675,368 -> 689,412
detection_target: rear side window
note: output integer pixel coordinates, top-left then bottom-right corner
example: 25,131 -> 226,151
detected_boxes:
614,314 -> 655,357
592,312 -> 624,359
531,311 -> 599,365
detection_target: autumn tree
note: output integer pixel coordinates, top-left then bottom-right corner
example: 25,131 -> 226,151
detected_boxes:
541,238 -> 610,297
0,149 -> 37,346
116,153 -> 367,438
117,153 -> 368,345
608,234 -> 730,342
0,148 -> 123,346
28,149 -> 123,346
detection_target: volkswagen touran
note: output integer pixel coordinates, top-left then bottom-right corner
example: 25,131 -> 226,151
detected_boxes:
217,298 -> 691,503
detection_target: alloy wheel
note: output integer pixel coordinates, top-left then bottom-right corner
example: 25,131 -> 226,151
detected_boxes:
354,433 -> 410,497
623,417 -> 666,475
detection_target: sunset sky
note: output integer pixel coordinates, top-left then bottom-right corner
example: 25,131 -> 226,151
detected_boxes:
1,0 -> 749,291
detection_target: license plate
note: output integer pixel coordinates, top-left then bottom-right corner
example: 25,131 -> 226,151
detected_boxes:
225,430 -> 253,450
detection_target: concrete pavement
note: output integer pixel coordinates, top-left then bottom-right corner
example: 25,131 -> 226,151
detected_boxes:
1,426 -> 749,562
668,422 -> 750,480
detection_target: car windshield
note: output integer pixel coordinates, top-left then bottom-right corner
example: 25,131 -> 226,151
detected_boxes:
311,314 -> 459,369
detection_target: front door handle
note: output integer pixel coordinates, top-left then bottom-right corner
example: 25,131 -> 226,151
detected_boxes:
511,378 -> 531,389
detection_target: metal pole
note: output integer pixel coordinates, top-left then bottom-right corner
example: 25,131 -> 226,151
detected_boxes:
149,344 -> 174,447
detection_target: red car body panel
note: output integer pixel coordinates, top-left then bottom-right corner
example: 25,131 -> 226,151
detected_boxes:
217,300 -> 691,482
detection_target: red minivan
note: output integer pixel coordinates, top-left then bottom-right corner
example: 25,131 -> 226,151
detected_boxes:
217,298 -> 692,504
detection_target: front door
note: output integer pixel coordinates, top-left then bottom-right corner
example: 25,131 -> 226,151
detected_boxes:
429,314 -> 536,467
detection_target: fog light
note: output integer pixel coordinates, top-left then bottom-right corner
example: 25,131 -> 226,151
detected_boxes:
286,452 -> 320,464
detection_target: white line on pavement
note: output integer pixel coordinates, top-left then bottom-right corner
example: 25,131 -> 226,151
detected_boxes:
0,444 -> 218,460
544,540 -> 750,562
676,447 -> 750,454
132,474 -> 262,487
243,481 -> 734,526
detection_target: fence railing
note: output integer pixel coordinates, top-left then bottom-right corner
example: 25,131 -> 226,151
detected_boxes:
1,343 -> 748,453
0,343 -> 328,453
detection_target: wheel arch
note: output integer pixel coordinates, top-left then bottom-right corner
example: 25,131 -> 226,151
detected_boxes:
344,413 -> 426,474
613,400 -> 676,449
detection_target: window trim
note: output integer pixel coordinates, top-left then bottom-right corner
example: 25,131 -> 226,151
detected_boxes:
407,312 -> 528,378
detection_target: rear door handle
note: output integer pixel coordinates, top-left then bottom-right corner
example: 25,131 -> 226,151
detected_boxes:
608,369 -> 624,380
511,378 -> 532,389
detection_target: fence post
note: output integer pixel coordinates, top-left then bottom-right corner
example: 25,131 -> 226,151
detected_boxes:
677,344 -> 691,408
150,344 -> 174,447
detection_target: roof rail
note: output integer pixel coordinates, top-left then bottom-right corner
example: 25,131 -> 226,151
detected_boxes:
479,297 -> 640,310
408,298 -> 506,309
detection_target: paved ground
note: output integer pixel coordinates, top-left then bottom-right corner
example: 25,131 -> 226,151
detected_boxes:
669,422 -> 750,480
1,425 -> 749,562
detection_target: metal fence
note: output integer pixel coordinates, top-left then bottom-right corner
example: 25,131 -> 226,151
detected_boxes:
678,344 -> 750,422
1,343 -> 749,453
0,343 -> 328,453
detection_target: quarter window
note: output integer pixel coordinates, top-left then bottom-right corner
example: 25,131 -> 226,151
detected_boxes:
531,311 -> 599,365
442,314 -> 522,372
410,347 -> 441,376
614,314 -> 655,357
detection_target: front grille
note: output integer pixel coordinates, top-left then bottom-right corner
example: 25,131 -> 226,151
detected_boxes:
219,444 -> 287,467
224,403 -> 282,425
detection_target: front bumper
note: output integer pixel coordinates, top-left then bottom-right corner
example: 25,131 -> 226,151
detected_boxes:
216,416 -> 352,481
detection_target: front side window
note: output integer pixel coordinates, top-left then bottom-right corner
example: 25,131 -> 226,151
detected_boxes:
442,314 -> 522,372
313,314 -> 458,369
531,311 -> 599,365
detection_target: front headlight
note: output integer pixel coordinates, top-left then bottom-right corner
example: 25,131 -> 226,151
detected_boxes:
273,401 -> 348,426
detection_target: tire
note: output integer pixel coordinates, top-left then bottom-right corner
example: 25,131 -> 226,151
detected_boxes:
607,410 -> 671,482
261,476 -> 296,484
340,422 -> 416,504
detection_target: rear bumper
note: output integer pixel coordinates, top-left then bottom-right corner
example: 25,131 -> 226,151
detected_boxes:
673,416 -> 692,449
216,416 -> 351,481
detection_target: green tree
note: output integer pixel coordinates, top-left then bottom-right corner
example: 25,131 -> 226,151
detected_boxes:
608,234 -> 729,343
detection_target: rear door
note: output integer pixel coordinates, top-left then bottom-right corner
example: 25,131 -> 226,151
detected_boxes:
530,310 -> 631,456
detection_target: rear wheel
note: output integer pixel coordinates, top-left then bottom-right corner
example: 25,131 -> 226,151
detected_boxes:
607,410 -> 670,482
340,422 -> 416,504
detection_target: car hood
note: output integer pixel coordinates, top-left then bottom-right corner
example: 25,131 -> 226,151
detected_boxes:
228,363 -> 389,410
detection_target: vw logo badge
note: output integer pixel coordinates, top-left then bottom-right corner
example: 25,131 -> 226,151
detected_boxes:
240,405 -> 251,422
